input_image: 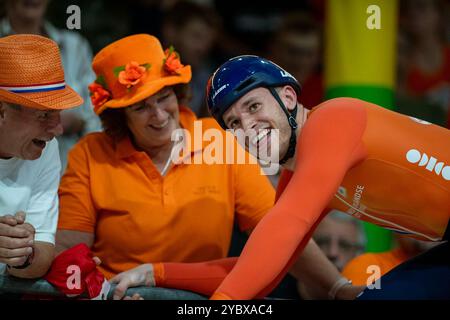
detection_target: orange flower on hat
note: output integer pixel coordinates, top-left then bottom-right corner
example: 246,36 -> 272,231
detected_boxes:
117,61 -> 149,89
164,46 -> 184,75
88,79 -> 110,112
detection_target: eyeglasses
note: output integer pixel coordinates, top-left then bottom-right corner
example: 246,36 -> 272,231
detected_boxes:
8,104 -> 61,127
35,110 -> 60,123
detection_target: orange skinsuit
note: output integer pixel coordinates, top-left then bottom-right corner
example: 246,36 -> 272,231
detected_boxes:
58,106 -> 275,279
135,97 -> 449,299
341,248 -> 410,286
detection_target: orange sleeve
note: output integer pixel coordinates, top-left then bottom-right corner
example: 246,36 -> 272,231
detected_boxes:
276,169 -> 294,202
154,240 -> 319,298
341,253 -> 380,286
153,258 -> 238,296
58,139 -> 97,233
211,98 -> 368,299
151,213 -> 324,298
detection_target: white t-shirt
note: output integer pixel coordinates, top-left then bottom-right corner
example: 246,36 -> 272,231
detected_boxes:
0,139 -> 61,273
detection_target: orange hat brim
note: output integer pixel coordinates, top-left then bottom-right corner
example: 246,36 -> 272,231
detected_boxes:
0,85 -> 83,110
94,65 -> 192,114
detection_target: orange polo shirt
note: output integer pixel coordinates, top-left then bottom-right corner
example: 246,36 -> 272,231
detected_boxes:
58,106 -> 275,279
342,248 -> 410,286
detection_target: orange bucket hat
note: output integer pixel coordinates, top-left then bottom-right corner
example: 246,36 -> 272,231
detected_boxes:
0,34 -> 83,110
89,34 -> 192,115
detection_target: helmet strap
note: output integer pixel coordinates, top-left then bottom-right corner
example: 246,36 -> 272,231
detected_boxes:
268,87 -> 298,165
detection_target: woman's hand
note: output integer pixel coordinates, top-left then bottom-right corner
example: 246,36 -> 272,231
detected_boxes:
109,263 -> 155,300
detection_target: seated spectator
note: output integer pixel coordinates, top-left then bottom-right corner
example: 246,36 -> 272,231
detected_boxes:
342,234 -> 439,287
397,0 -> 450,128
297,210 -> 365,298
0,34 -> 83,278
161,0 -> 221,117
312,211 -> 365,271
262,12 -> 324,191
269,12 -> 324,109
0,0 -> 101,170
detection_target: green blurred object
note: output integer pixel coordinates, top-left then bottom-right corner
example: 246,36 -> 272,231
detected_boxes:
325,0 -> 397,253
326,86 -> 395,110
324,94 -> 395,253
363,222 -> 393,253
395,95 -> 448,128
0,274 -> 205,300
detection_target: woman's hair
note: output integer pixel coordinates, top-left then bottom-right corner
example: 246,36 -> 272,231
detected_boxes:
99,84 -> 190,141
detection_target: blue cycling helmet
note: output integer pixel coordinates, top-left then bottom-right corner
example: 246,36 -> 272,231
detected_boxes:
206,55 -> 301,164
206,55 -> 301,129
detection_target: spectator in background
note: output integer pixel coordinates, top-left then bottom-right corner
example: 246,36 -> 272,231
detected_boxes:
312,211 -> 365,271
263,12 -> 324,187
342,234 -> 439,287
269,12 -> 324,109
127,0 -> 178,39
213,0 -> 304,56
397,0 -> 450,128
0,0 -> 101,170
161,0 -> 221,117
295,211 -> 365,299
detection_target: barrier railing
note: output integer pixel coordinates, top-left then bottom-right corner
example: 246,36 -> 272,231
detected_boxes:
0,274 -> 206,300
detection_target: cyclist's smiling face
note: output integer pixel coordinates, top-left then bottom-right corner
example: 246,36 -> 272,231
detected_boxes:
222,86 -> 297,161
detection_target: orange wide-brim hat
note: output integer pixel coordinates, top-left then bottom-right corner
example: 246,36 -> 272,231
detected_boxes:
0,34 -> 83,110
90,34 -> 192,114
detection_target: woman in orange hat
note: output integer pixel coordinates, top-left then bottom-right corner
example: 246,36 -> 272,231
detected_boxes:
54,34 -> 277,297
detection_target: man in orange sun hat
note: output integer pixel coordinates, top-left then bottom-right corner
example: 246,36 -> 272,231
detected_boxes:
0,34 -> 83,279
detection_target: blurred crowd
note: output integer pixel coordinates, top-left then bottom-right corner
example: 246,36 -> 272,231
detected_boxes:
0,0 -> 448,299
1,0 -> 448,169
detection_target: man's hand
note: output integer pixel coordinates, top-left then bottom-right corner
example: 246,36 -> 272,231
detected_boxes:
335,284 -> 366,300
109,264 -> 155,300
1,212 -> 25,226
0,212 -> 34,267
